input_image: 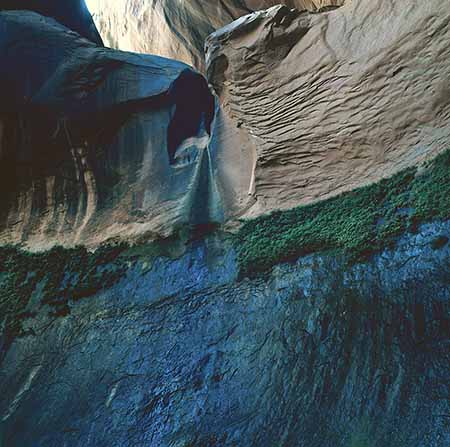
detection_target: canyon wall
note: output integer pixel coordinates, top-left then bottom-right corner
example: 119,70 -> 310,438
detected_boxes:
0,10 -> 216,250
88,0 -> 344,70
0,0 -> 103,44
207,1 -> 450,219
0,2 -> 449,447
1,0 -> 449,247
1,222 -> 449,446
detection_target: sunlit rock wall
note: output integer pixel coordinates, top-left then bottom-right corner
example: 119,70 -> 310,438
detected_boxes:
87,0 -> 344,70
206,0 -> 450,220
0,0 -> 103,44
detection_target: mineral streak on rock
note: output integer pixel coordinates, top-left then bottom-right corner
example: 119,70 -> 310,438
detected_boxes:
0,11 -> 218,250
87,0 -> 345,71
206,0 -> 450,220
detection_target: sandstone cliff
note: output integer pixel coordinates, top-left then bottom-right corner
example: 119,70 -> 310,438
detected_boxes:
0,2 -> 449,446
207,1 -> 450,220
1,0 -> 449,248
87,0 -> 344,70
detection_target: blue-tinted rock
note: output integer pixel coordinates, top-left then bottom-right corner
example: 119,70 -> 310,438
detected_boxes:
0,222 -> 448,446
0,10 -> 217,249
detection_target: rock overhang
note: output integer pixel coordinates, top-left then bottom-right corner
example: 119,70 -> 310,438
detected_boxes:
0,10 -> 219,250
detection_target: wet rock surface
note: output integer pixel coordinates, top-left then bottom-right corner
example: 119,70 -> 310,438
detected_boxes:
0,222 -> 449,446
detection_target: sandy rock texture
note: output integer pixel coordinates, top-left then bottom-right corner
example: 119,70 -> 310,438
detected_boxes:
207,0 -> 450,219
0,10 -> 216,250
87,0 -> 344,70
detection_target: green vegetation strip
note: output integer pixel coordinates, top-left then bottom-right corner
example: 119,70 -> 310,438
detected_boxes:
0,244 -> 128,341
234,149 -> 450,276
0,230 -> 188,347
1,149 -> 449,347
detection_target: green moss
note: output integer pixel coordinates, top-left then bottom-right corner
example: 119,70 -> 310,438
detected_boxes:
0,242 -> 130,353
0,226 -> 206,352
235,150 -> 450,276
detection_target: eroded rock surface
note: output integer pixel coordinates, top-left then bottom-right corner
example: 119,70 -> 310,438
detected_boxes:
87,0 -> 344,70
0,2 -> 449,446
207,1 -> 450,220
2,0 -> 450,248
0,222 -> 449,446
0,10 -> 216,249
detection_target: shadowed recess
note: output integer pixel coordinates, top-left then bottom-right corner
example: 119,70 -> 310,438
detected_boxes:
167,69 -> 216,164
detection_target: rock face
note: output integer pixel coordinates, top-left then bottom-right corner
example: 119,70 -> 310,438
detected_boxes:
0,10 -> 216,249
207,1 -> 450,220
2,0 -> 450,246
0,0 -> 103,44
0,2 -> 449,447
87,0 -> 344,70
0,222 -> 449,446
